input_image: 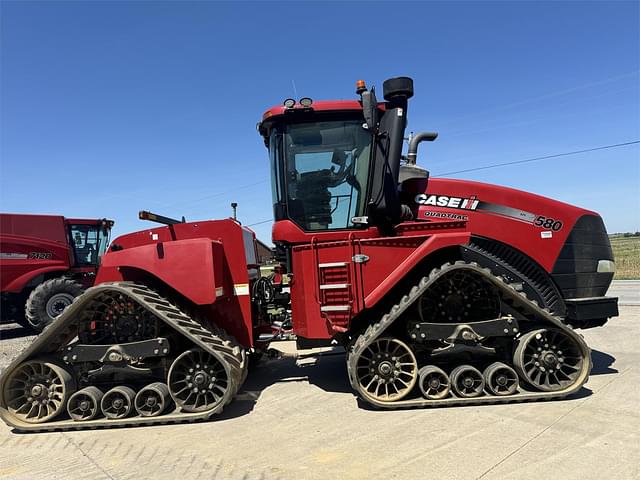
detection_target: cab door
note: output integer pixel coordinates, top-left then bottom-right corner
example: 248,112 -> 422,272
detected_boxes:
290,236 -> 364,339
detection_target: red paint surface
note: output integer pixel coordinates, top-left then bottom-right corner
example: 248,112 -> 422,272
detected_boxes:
0,214 -> 108,293
97,219 -> 257,346
418,178 -> 594,271
92,176 -> 601,347
261,100 -> 387,123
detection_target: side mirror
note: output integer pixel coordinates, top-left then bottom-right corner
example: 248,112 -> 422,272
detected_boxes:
361,88 -> 378,132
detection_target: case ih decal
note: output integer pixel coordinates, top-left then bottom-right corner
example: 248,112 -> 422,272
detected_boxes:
417,194 -> 563,230
415,194 -> 479,210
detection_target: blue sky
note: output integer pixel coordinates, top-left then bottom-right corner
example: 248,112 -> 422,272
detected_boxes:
1,1 -> 638,243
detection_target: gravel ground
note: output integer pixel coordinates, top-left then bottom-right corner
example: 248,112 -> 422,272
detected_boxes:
0,283 -> 637,480
0,323 -> 34,372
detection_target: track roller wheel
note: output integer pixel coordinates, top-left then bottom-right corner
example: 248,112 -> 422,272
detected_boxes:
484,362 -> 519,396
450,365 -> 485,398
354,337 -> 418,402
2,359 -> 74,424
418,366 -> 450,400
514,328 -> 585,392
135,382 -> 171,417
67,386 -> 104,421
168,349 -> 232,413
101,386 -> 136,419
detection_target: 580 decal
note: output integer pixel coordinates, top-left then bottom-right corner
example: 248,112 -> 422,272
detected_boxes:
534,216 -> 563,231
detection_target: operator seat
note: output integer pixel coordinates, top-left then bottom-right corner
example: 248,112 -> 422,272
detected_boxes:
295,170 -> 333,229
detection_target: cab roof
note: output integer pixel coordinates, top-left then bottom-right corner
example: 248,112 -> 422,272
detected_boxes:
261,100 -> 386,124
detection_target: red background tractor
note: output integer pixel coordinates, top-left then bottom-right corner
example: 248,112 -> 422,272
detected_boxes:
0,213 -> 113,331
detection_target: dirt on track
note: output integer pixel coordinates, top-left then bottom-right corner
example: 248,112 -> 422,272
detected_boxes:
0,322 -> 35,372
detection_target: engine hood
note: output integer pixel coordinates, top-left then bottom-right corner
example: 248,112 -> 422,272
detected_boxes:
402,177 -> 599,272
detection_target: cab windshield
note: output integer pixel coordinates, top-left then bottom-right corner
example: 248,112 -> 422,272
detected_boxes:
69,224 -> 110,266
270,119 -> 372,231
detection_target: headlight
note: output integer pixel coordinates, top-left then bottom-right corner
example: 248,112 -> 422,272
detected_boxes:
597,260 -> 616,273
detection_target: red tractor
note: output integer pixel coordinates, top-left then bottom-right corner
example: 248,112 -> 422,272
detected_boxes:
0,78 -> 618,431
0,214 -> 114,331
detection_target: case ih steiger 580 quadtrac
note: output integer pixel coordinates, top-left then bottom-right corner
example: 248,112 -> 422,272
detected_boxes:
0,214 -> 114,332
0,77 -> 618,431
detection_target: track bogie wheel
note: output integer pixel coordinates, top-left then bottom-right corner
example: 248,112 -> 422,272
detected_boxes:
514,328 -> 585,392
168,349 -> 232,413
101,386 -> 136,419
484,362 -> 519,396
418,365 -> 450,400
354,337 -> 418,402
450,365 -> 485,398
67,386 -> 104,421
135,382 -> 171,417
2,360 -> 75,424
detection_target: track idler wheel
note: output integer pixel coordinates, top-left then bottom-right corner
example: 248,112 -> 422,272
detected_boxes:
168,349 -> 232,413
450,365 -> 485,398
101,386 -> 136,419
484,362 -> 519,396
418,366 -> 450,400
67,386 -> 104,421
354,337 -> 418,402
514,328 -> 585,392
2,360 -> 74,424
135,382 -> 171,417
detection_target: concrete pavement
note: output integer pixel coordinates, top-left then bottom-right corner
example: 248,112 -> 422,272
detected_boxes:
0,306 -> 638,480
608,280 -> 640,306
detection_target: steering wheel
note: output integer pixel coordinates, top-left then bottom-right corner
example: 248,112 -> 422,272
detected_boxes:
253,277 -> 275,304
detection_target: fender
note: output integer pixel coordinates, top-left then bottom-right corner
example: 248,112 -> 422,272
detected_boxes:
1,233 -> 71,293
97,238 -> 226,305
363,232 -> 471,308
3,266 -> 69,293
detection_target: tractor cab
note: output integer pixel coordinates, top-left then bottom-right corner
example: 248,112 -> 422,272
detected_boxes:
66,219 -> 113,266
259,77 -> 423,240
266,112 -> 372,231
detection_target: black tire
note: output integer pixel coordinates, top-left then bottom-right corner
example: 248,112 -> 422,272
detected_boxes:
1,294 -> 30,329
25,278 -> 84,332
248,350 -> 264,370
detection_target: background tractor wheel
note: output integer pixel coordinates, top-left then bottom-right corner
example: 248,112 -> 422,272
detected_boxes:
25,278 -> 84,332
1,294 -> 30,329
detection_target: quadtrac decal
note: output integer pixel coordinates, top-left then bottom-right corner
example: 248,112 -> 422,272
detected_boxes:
423,211 -> 469,221
415,194 -> 564,230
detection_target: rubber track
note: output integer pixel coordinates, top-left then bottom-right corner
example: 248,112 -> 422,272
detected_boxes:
346,261 -> 592,409
0,282 -> 246,432
467,240 -> 564,316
